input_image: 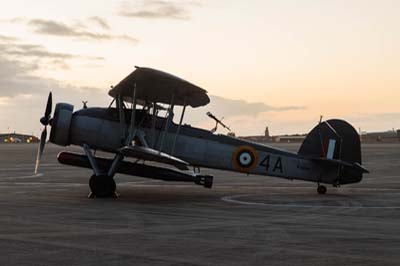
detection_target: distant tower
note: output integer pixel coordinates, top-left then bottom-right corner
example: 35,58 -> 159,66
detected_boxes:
264,126 -> 270,138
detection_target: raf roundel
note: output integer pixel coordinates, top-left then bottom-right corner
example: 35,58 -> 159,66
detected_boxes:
232,146 -> 259,172
238,151 -> 253,166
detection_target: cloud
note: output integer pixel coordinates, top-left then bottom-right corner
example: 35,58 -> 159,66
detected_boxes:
88,16 -> 110,30
0,38 -> 104,71
0,37 -> 106,100
0,54 -> 106,100
0,55 -> 71,98
0,59 -> 46,97
0,35 -> 17,42
180,95 -> 305,134
0,54 -> 304,135
206,95 -> 304,117
344,112 -> 400,132
119,1 -> 196,20
0,54 -> 109,134
7,43 -> 103,60
2,43 -> 77,59
0,17 -> 25,23
347,112 -> 400,122
0,65 -> 104,131
28,19 -> 138,43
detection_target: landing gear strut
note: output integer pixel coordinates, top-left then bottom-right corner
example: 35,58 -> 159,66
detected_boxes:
317,184 -> 327,195
89,174 -> 117,198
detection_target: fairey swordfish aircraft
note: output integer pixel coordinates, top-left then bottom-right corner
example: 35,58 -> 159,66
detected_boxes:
34,66 -> 369,197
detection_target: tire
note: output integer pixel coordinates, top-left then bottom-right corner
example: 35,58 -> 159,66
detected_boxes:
317,185 -> 327,195
89,174 -> 116,198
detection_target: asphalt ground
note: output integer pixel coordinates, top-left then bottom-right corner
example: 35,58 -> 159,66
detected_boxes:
0,143 -> 399,266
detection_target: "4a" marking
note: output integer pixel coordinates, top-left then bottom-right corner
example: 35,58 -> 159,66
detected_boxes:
259,155 -> 283,173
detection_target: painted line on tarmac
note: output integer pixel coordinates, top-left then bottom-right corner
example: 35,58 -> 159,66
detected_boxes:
0,163 -> 60,171
221,194 -> 400,209
3,182 -> 84,187
2,173 -> 44,180
119,180 -> 161,185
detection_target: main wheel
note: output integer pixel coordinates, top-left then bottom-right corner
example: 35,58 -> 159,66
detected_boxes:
317,185 -> 327,195
89,174 -> 116,198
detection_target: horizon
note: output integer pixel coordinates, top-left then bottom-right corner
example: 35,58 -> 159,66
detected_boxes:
1,123 -> 398,139
0,0 -> 399,136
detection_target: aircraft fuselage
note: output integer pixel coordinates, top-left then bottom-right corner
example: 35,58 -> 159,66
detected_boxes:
52,107 -> 356,185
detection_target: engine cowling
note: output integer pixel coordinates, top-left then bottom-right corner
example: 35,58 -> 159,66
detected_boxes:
49,103 -> 74,146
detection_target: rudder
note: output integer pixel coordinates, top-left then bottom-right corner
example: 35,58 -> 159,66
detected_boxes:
298,119 -> 366,184
298,119 -> 361,164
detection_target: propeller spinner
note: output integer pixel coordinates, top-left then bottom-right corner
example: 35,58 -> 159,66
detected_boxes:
35,92 -> 52,174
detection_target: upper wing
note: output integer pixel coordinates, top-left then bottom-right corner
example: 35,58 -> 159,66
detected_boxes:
108,66 -> 210,108
119,145 -> 189,170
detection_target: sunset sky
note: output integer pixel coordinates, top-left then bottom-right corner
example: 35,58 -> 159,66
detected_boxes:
0,0 -> 399,136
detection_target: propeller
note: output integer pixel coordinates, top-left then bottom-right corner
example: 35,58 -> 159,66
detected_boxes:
35,92 -> 52,174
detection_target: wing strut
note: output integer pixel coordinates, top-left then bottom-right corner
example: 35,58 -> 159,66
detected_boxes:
158,94 -> 175,153
171,97 -> 186,155
150,101 -> 157,148
83,144 -> 101,176
116,95 -> 126,143
126,83 -> 137,145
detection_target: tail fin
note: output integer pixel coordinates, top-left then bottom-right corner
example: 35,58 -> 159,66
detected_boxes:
299,119 -> 361,163
299,119 -> 368,184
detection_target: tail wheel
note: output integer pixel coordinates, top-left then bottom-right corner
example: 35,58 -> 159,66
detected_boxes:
89,174 -> 116,198
317,185 -> 327,195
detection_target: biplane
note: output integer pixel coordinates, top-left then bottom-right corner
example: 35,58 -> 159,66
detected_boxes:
35,66 -> 369,197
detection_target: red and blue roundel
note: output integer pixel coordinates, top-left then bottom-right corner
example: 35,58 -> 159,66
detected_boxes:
232,146 -> 258,172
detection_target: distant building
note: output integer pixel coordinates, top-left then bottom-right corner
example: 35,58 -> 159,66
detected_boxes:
240,135 -> 270,143
240,125 -> 306,143
272,135 -> 306,143
361,130 -> 399,143
265,127 -> 270,138
0,133 -> 39,144
241,125 -> 400,144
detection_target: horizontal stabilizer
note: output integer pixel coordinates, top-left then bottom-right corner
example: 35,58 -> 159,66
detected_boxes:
299,119 -> 362,164
119,145 -> 189,170
312,156 -> 369,184
353,163 -> 370,174
312,157 -> 369,174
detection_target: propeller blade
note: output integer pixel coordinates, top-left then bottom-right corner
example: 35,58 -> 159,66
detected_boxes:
34,127 -> 47,174
45,92 -> 52,119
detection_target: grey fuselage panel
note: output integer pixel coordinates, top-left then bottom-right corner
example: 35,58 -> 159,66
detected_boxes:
68,107 -> 353,185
